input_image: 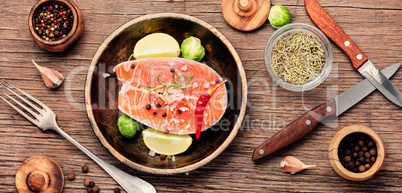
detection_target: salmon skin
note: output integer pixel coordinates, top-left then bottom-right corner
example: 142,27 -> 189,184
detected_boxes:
114,57 -> 228,134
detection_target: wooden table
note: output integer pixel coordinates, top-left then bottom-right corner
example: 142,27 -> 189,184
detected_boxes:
1,0 -> 401,192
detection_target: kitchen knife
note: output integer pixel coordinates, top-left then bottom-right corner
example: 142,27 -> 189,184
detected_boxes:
304,0 -> 402,107
252,63 -> 400,161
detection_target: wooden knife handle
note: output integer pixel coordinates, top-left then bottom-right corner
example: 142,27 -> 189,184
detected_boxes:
304,0 -> 368,70
252,99 -> 336,161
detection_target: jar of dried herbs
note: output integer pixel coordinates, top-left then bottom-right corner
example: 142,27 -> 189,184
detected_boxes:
271,31 -> 325,85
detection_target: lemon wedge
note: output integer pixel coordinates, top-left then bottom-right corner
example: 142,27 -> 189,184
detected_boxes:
142,128 -> 192,155
133,33 -> 181,59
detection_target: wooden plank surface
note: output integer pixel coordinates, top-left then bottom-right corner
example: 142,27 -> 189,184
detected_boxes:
0,0 -> 401,192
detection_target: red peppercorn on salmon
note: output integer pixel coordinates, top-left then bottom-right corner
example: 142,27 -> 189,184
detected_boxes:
114,57 -> 227,134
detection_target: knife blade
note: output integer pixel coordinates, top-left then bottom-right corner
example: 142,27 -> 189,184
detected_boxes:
252,63 -> 400,161
304,0 -> 402,107
358,60 -> 402,107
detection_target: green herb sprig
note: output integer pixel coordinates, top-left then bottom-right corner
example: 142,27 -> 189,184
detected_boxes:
271,32 -> 325,85
141,70 -> 195,103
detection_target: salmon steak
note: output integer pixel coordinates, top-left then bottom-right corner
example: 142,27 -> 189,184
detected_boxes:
114,57 -> 228,134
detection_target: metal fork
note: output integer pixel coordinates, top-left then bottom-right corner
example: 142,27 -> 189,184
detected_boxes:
0,80 -> 156,193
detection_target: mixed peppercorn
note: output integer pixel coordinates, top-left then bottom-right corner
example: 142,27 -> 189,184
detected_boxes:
338,133 -> 377,173
33,3 -> 74,41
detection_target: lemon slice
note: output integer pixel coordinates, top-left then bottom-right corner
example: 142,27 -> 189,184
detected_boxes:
133,33 -> 180,59
142,128 -> 192,155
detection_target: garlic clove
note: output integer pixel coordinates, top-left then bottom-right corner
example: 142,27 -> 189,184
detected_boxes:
32,60 -> 64,89
280,156 -> 316,174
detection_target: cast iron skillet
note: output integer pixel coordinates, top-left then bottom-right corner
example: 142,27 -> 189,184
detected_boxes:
85,13 -> 247,174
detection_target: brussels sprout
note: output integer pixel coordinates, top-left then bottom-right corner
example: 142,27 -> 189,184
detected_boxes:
180,36 -> 205,61
268,4 -> 291,29
117,115 -> 139,138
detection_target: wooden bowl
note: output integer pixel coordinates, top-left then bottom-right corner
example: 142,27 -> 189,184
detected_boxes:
85,13 -> 247,174
329,125 -> 385,181
28,0 -> 84,52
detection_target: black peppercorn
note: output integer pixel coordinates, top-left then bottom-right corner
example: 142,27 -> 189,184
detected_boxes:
146,104 -> 151,110
352,152 -> 358,158
345,149 -> 351,156
371,156 -> 376,162
162,112 -> 167,117
88,181 -> 95,187
359,157 -> 365,163
365,164 -> 371,170
156,104 -> 161,109
365,152 -> 371,158
82,165 -> 89,173
348,161 -> 354,168
177,109 -> 182,114
114,187 -> 121,193
354,145 -> 360,152
160,154 -> 166,160
362,146 -> 368,152
170,68 -> 175,73
365,158 -> 371,164
358,151 -> 364,157
92,186 -> 100,193
370,149 -> 377,156
83,178 -> 90,187
131,64 -> 135,69
354,161 -> 360,167
344,156 -> 351,163
368,141 -> 375,148
67,172 -> 75,181
153,112 -> 157,115
358,140 -> 364,147
358,165 -> 366,172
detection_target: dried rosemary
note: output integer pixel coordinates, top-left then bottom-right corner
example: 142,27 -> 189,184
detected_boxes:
271,32 -> 325,85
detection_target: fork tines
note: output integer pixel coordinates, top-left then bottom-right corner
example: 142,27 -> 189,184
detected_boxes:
0,80 -> 47,125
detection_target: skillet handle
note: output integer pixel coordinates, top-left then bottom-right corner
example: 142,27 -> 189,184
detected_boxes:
304,0 -> 368,70
252,99 -> 336,161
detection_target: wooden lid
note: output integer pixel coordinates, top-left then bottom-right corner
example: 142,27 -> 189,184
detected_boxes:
221,0 -> 271,31
15,156 -> 64,193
